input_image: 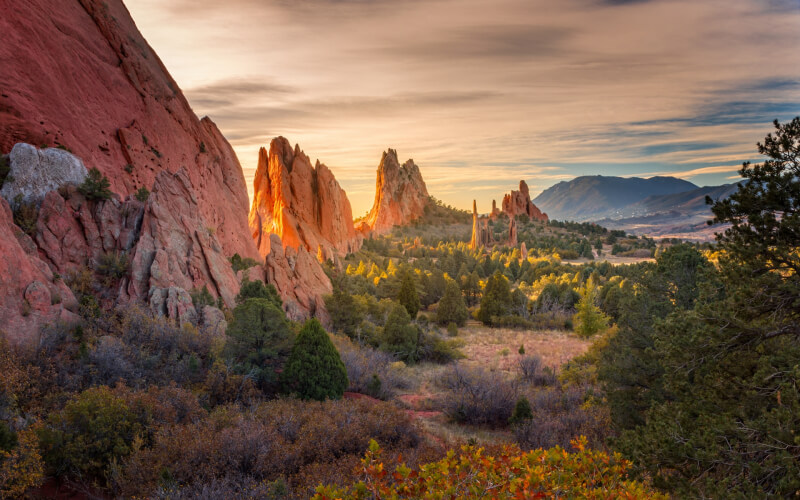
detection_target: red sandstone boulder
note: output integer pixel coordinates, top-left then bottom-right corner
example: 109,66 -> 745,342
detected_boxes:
359,149 -> 429,235
249,137 -> 362,260
501,180 -> 548,222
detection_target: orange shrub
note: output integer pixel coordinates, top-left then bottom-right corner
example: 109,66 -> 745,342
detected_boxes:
314,437 -> 667,499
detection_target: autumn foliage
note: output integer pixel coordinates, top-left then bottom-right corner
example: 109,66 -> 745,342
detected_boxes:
314,437 -> 666,499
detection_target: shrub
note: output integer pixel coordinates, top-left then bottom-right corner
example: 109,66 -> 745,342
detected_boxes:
437,365 -> 518,426
325,287 -> 364,337
229,253 -> 260,273
236,278 -> 281,308
436,279 -> 468,326
134,186 -> 150,202
38,386 -> 142,482
281,319 -> 348,401
573,278 -> 609,338
332,336 -> 412,400
190,285 -> 215,310
78,167 -> 112,201
396,271 -> 420,318
381,303 -> 419,363
12,196 -> 38,236
477,271 -> 511,325
225,298 -> 292,394
0,427 -> 44,498
518,355 -> 557,386
0,421 -> 17,452
509,396 -> 533,425
96,251 -> 129,279
115,398 -> 423,498
314,438 -> 665,499
446,322 -> 458,336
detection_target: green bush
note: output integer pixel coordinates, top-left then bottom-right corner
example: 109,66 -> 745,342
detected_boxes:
446,322 -> 459,336
11,196 -> 38,236
509,396 -> 533,425
78,167 -> 112,201
134,186 -> 149,202
190,285 -> 215,310
381,303 -> 419,363
477,271 -> 511,325
236,278 -> 282,308
38,386 -> 142,482
396,271 -> 420,318
96,251 -> 129,279
224,298 -> 292,394
229,253 -> 261,273
0,421 -> 17,452
281,319 -> 348,401
436,279 -> 468,326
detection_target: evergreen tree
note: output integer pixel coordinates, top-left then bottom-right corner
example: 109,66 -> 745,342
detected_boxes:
436,279 -> 469,326
509,396 -> 533,425
325,286 -> 364,337
572,277 -> 608,337
381,302 -> 419,363
281,319 -> 348,401
236,278 -> 282,307
78,167 -> 112,201
397,271 -> 420,318
224,298 -> 292,393
477,271 -> 511,325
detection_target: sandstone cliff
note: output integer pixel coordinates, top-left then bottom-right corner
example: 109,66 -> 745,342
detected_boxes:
249,137 -> 362,261
502,181 -> 548,222
359,149 -> 429,235
0,0 -> 345,342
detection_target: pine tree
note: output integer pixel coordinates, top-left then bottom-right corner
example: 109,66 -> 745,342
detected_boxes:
572,277 -> 609,337
78,167 -> 112,201
477,271 -> 511,325
436,279 -> 469,326
397,271 -> 420,318
281,319 -> 348,401
509,396 -> 533,425
382,303 -> 419,363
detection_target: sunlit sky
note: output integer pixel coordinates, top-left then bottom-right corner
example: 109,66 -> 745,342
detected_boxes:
125,0 -> 800,216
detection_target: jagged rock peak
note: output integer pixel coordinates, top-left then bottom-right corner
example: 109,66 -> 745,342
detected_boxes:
249,137 -> 362,260
502,180 -> 548,222
359,148 -> 430,235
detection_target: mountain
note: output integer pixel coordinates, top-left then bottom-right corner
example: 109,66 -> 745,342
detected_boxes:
596,182 -> 741,240
358,149 -> 429,235
532,175 -> 698,222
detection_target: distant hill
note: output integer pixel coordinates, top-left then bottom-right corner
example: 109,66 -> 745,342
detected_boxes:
532,175 -> 698,222
619,182 -> 741,219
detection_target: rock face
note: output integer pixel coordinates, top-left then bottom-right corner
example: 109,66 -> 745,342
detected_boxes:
35,184 -> 144,275
1,144 -> 88,207
359,149 -> 429,235
124,169 -> 242,312
0,0 -> 258,263
469,200 -> 492,250
249,138 -> 362,261
0,0 -> 275,342
0,198 -> 78,345
502,181 -> 548,222
263,233 -> 332,325
490,199 -> 501,219
508,217 -> 518,247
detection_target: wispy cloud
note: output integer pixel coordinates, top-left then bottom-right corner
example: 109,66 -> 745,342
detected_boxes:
126,0 -> 800,214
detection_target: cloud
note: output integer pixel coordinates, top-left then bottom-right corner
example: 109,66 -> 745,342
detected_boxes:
125,0 -> 800,214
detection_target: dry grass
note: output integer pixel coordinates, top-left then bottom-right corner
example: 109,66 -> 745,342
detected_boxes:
456,324 -> 591,374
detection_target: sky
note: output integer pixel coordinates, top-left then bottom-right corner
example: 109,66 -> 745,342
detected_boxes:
125,0 -> 800,216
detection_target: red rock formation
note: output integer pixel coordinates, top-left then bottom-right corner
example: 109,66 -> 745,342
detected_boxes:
0,0 -> 258,263
263,233 -> 332,325
0,199 -> 78,345
469,200 -> 492,250
501,181 -> 548,222
490,199 -> 501,219
508,217 -> 518,247
359,149 -> 429,235
249,138 -> 362,260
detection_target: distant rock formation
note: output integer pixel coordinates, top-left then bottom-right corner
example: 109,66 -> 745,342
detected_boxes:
469,200 -> 492,250
249,137 -> 362,261
508,217 -> 518,247
358,149 -> 429,235
502,181 -> 548,222
490,199 -> 501,219
520,242 -> 528,258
